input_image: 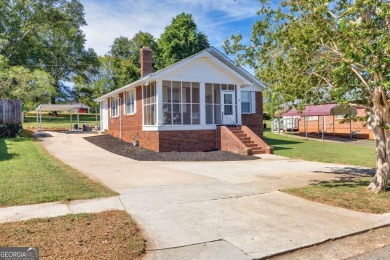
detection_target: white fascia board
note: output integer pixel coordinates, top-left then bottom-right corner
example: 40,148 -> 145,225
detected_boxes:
207,47 -> 267,90
241,85 -> 263,92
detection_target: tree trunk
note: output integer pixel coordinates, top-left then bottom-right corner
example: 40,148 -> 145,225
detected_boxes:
367,88 -> 390,192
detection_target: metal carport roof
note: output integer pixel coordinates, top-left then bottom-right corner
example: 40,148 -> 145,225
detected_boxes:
282,104 -> 357,117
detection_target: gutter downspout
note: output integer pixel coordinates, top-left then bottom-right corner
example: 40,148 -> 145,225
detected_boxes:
119,96 -> 122,140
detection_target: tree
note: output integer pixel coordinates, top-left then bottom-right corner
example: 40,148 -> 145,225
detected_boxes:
108,31 -> 157,90
224,0 -> 390,192
0,55 -> 55,110
156,13 -> 209,69
0,0 -> 98,103
110,31 -> 157,68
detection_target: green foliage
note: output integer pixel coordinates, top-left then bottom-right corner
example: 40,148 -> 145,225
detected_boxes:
0,0 -> 99,103
226,1 -> 390,189
156,13 -> 209,69
224,0 -> 390,109
0,124 -> 23,137
111,31 -> 157,68
0,55 -> 55,110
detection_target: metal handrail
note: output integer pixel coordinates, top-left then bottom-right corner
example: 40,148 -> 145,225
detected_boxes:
221,111 -> 250,145
221,112 -> 250,145
221,111 -> 238,128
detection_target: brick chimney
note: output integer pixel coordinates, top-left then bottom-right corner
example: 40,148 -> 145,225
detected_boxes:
140,46 -> 153,77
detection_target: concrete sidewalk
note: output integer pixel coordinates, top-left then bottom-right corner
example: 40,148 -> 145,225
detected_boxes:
0,196 -> 124,223
6,131 -> 388,259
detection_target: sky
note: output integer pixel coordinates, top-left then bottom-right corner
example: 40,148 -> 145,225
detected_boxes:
80,0 -> 261,57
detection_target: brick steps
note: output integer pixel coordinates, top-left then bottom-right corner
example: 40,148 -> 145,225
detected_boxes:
229,127 -> 265,155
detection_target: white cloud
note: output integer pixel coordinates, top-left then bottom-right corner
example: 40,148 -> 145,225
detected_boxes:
81,0 -> 260,56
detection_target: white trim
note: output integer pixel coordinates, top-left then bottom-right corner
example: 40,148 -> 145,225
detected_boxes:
236,86 -> 242,125
221,91 -> 236,124
251,92 -> 256,114
125,88 -> 137,115
142,124 -> 218,131
156,80 -> 163,125
110,97 -> 120,118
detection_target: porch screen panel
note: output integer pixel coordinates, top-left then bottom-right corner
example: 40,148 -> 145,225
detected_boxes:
162,80 -> 200,125
143,81 -> 156,125
205,83 -> 222,124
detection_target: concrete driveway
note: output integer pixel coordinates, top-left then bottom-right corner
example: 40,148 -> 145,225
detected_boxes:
39,132 -> 390,259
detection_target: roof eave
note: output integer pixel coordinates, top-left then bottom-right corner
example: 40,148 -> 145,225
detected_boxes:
94,75 -> 152,102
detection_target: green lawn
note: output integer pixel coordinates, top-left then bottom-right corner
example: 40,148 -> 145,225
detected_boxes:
285,177 -> 390,213
23,112 -> 100,129
263,121 -> 376,168
0,135 -> 116,207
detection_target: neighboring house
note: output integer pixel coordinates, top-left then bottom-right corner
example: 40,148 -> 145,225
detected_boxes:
95,46 -> 273,155
279,104 -> 374,139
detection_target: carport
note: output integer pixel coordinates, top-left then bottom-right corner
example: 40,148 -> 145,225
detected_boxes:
282,104 -> 358,141
35,104 -> 90,132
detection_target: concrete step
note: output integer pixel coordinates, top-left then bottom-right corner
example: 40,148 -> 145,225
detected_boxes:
252,150 -> 265,155
251,147 -> 263,151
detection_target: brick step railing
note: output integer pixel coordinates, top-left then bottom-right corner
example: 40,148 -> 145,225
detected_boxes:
229,126 -> 273,155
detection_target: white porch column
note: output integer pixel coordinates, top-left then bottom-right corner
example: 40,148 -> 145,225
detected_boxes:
237,85 -> 242,125
156,79 -> 163,126
200,82 -> 206,125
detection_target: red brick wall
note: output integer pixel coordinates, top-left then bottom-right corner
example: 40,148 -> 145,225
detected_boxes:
108,86 -> 160,151
159,130 -> 217,152
297,108 -> 374,139
242,92 -> 264,137
217,126 -> 250,155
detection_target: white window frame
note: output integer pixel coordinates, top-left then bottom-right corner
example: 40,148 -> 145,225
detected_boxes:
241,92 -> 251,114
241,91 -> 256,114
110,97 -> 119,118
125,88 -> 136,115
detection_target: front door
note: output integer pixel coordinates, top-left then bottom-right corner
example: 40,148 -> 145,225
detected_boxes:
222,91 -> 235,125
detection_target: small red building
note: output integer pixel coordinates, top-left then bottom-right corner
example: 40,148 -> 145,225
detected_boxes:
95,47 -> 272,155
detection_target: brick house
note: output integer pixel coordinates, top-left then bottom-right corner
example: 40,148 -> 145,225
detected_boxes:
95,46 -> 272,155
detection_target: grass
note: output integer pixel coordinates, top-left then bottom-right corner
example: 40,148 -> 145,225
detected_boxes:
284,177 -> 390,214
23,111 -> 100,129
264,121 -> 389,213
0,210 -> 146,259
0,133 -> 116,207
263,120 -> 376,168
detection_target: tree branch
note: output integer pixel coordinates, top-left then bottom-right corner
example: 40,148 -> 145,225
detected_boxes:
350,65 -> 373,97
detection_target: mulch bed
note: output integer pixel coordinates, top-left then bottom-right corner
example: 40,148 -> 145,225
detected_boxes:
84,134 -> 258,161
0,211 -> 146,259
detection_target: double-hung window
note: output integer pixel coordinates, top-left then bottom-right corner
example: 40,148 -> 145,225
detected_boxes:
241,91 -> 256,114
241,92 -> 251,114
111,97 -> 119,117
125,89 -> 136,115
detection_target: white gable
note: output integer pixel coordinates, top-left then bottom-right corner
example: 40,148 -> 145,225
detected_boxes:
159,56 -> 246,84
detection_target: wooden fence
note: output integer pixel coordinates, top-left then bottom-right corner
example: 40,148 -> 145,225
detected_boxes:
0,99 -> 23,125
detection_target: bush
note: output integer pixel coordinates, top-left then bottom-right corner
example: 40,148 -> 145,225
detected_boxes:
263,113 -> 272,120
0,124 -> 23,137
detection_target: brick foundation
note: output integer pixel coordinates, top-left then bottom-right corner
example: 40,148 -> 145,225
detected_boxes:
159,130 -> 217,152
